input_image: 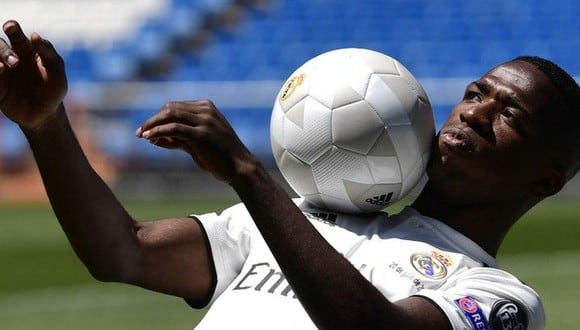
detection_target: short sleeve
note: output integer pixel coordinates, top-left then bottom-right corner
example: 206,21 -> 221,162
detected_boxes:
415,267 -> 545,330
192,203 -> 255,305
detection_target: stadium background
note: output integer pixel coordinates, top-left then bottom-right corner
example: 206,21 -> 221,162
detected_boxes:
0,0 -> 578,328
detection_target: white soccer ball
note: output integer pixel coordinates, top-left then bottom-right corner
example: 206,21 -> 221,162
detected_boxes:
270,48 -> 435,213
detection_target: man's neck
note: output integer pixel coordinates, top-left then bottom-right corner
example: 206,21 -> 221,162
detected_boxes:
410,183 -> 529,257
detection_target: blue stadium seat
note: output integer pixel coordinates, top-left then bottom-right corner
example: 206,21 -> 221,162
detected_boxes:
53,0 -> 580,166
63,46 -> 96,81
92,45 -> 139,81
60,0 -> 580,83
167,5 -> 204,39
133,21 -> 173,63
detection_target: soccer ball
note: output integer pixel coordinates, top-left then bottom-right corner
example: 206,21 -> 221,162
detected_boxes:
270,48 -> 434,213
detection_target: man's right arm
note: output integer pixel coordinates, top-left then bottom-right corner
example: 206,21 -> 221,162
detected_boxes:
26,104 -> 215,301
24,106 -> 213,300
0,21 -> 215,303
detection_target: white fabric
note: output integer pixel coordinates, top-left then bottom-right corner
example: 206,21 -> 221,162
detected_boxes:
193,199 -> 544,329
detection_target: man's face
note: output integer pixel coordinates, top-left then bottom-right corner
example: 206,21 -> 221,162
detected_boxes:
426,60 -> 560,202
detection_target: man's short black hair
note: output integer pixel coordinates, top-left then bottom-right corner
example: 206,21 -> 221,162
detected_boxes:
513,55 -> 580,178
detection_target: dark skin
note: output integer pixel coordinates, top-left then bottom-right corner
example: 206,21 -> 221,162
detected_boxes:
413,61 -> 566,256
0,20 -> 567,329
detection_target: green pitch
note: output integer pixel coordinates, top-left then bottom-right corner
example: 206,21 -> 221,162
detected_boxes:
0,196 -> 578,329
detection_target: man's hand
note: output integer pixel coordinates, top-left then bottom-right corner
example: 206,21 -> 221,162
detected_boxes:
136,100 -> 257,183
0,20 -> 67,130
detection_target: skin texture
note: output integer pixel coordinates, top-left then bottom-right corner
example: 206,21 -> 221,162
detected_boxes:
0,20 -> 569,329
413,61 -> 566,256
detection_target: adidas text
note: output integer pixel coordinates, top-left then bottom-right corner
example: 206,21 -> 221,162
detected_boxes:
365,192 -> 393,206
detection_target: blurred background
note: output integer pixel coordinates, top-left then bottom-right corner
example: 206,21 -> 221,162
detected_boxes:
0,0 -> 578,329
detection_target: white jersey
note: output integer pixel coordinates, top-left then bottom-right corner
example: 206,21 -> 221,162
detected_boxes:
191,199 -> 544,329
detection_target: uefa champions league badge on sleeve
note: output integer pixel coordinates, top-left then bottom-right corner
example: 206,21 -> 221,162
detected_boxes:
490,299 -> 528,330
454,296 -> 490,330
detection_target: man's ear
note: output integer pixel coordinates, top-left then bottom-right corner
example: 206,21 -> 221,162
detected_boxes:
527,168 -> 566,198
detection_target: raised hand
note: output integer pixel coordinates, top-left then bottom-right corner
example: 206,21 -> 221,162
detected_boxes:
0,20 -> 67,130
136,100 -> 257,183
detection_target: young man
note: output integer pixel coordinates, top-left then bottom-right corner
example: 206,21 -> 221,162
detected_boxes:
0,20 -> 578,329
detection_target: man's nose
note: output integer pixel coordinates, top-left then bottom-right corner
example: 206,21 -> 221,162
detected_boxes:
459,101 -> 496,143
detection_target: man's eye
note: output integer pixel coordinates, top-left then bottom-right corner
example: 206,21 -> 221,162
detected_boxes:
500,109 -> 515,118
465,91 -> 482,102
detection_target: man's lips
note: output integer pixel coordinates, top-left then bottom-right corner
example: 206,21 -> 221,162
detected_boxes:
440,127 -> 476,153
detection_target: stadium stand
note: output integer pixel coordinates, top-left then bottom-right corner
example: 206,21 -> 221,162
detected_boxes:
1,0 -> 579,171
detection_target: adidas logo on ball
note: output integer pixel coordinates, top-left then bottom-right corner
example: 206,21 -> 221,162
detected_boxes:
365,193 -> 393,206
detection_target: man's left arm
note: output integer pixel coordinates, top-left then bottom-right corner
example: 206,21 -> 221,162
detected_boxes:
138,101 -> 451,330
230,162 -> 450,329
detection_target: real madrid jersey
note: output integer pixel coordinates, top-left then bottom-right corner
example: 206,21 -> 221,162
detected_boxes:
190,199 -> 544,329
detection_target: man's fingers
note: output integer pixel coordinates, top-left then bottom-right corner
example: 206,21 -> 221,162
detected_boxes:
0,37 -> 19,68
142,122 -> 199,140
30,33 -> 64,72
148,137 -> 180,150
2,20 -> 33,58
137,104 -> 205,137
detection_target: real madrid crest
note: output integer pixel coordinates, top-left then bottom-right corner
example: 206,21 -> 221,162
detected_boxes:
280,73 -> 305,101
410,251 -> 452,280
